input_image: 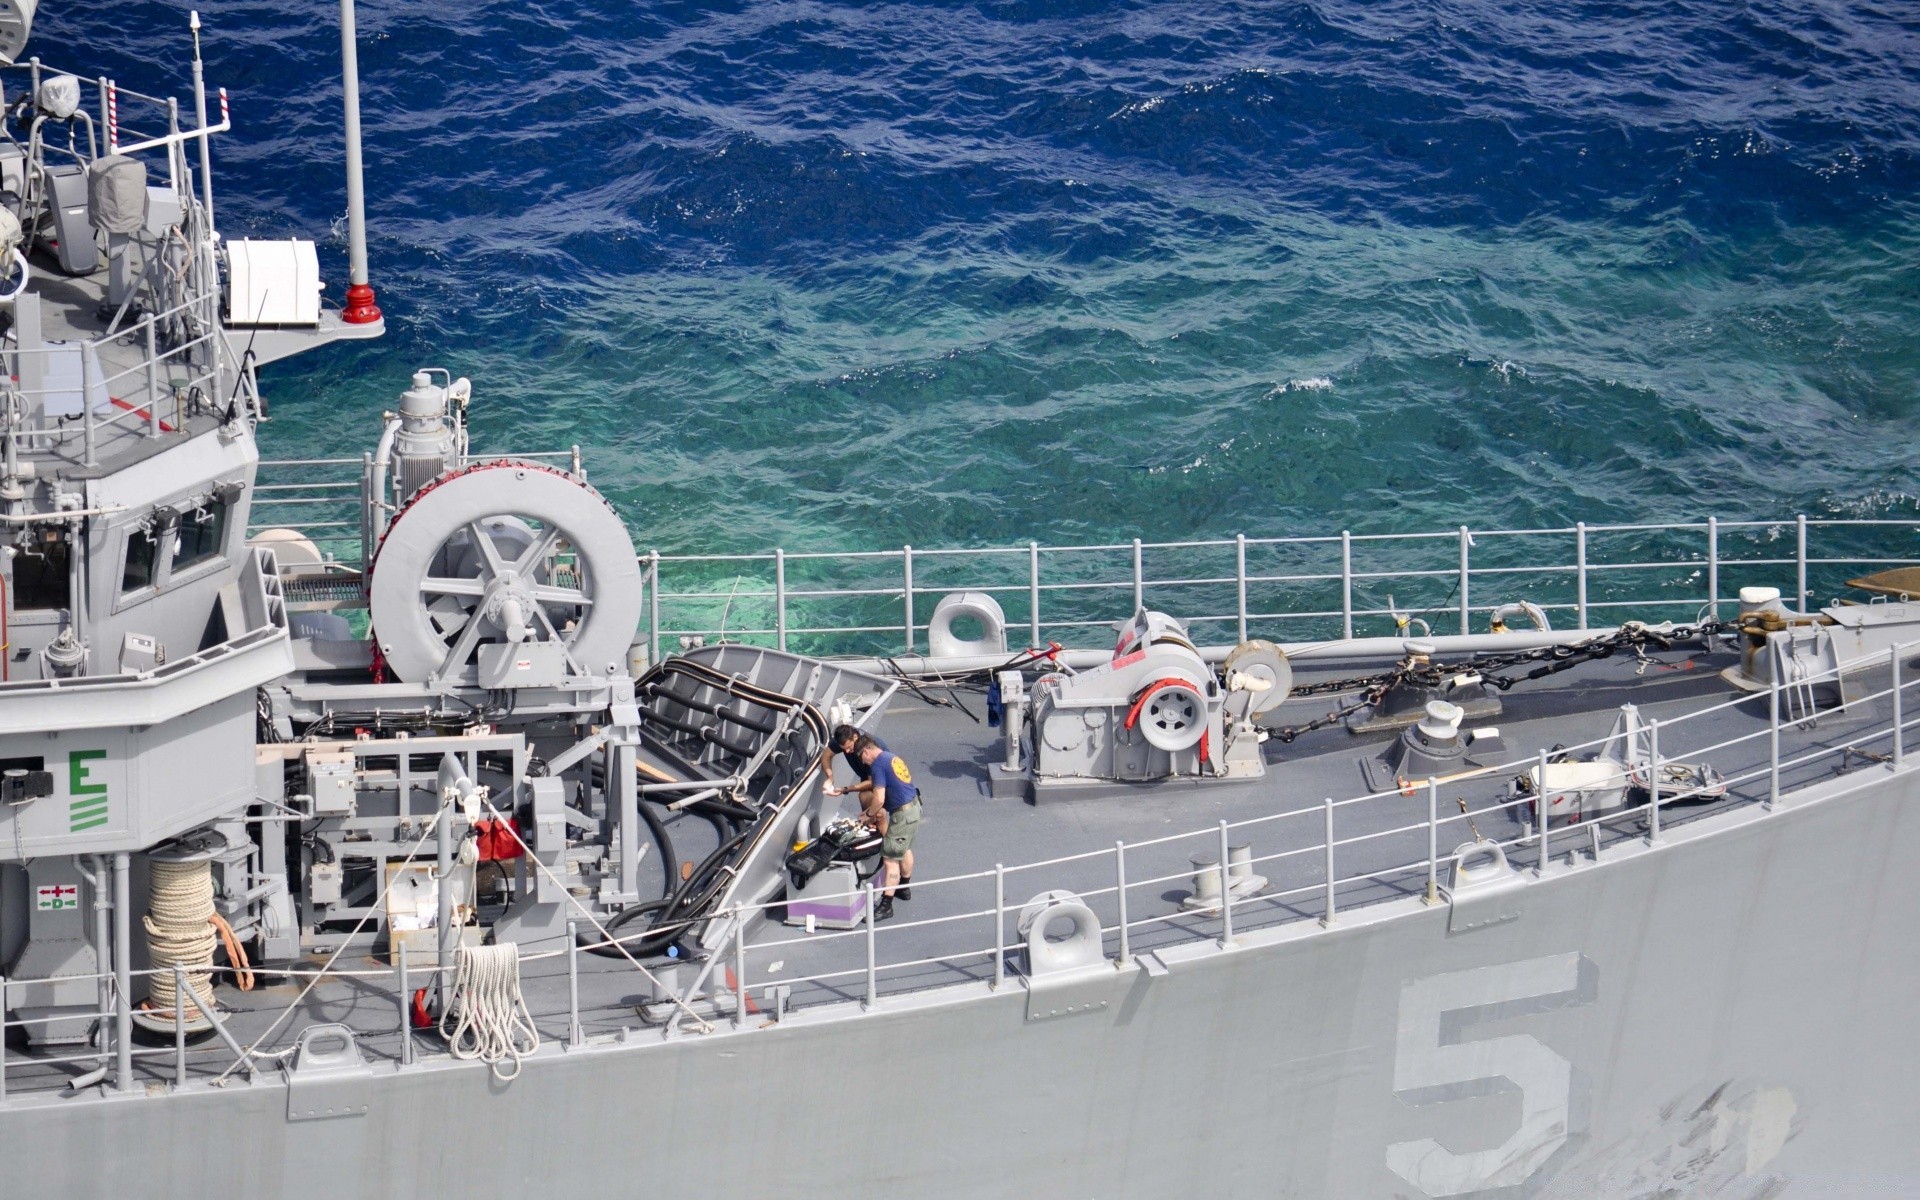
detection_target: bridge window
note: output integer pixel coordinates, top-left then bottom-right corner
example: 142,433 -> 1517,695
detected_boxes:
174,502 -> 228,570
122,526 -> 159,592
12,539 -> 70,609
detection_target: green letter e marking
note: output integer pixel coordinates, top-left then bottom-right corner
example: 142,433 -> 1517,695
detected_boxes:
69,750 -> 109,832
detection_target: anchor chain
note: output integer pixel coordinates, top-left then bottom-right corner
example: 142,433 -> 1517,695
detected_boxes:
1274,621 -> 1728,742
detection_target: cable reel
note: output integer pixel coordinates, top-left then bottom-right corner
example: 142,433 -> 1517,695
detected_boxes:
1126,676 -> 1208,752
1222,639 -> 1292,719
367,461 -> 644,685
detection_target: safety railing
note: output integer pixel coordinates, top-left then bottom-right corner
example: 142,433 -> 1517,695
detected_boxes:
3,635 -> 1913,1098
666,636 -> 1919,1027
251,450 -> 583,571
0,54 -> 239,467
639,518 -> 1920,659
241,465 -> 1920,658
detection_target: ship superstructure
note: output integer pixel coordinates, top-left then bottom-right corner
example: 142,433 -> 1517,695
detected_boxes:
2,5 -> 1920,1199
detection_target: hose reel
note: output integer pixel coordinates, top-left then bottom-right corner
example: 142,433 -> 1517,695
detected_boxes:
367,461 -> 644,685
1126,677 -> 1208,752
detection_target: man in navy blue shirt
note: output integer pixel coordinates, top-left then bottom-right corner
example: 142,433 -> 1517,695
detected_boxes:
852,735 -> 919,921
819,723 -> 887,798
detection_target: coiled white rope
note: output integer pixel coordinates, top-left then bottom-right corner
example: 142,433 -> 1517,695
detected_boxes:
144,859 -> 218,1014
439,942 -> 539,1081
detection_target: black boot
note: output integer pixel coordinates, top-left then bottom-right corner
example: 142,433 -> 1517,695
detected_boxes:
874,896 -> 895,922
896,877 -> 912,902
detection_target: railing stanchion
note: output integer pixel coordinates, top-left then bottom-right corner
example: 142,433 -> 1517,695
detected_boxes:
1894,643 -> 1905,771
732,917 -> 747,1030
143,315 -> 160,437
1575,522 -> 1589,630
1796,515 -> 1808,611
1132,538 -> 1144,613
360,451 -> 374,569
1647,718 -> 1661,843
397,940 -> 413,1066
1341,530 -> 1354,640
992,865 -> 1005,990
1322,798 -> 1337,926
648,549 -> 661,665
81,340 -> 97,467
1457,526 -> 1471,635
1707,517 -> 1720,620
1218,821 -> 1233,947
1425,778 -> 1439,904
902,545 -> 914,654
1769,679 -> 1782,809
173,965 -> 188,1086
774,548 -> 787,652
1114,841 -> 1130,964
1028,542 -> 1041,646
113,852 -> 131,1092
1537,748 -> 1552,873
565,920 -> 581,1049
1235,534 -> 1249,644
863,884 -> 878,1009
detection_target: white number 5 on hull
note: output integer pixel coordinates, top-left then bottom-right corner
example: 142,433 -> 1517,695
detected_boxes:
1387,953 -> 1588,1196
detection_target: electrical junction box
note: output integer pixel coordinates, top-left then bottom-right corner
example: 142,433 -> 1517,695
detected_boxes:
478,640 -> 569,689
227,238 -> 321,325
144,185 -> 182,236
304,750 -> 357,816
309,861 -> 342,905
118,631 -> 164,674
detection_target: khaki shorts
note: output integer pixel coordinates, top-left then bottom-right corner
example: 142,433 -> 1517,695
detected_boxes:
882,798 -> 921,861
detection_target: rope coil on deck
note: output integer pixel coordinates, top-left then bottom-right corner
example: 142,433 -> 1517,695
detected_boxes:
439,942 -> 539,1081
143,860 -> 219,1014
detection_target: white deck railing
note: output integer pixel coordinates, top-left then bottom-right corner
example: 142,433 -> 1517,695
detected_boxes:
2,636 -> 1914,1097
251,456 -> 1920,657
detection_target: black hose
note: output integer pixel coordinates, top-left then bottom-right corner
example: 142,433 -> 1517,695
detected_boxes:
578,823 -> 756,959
635,790 -> 675,896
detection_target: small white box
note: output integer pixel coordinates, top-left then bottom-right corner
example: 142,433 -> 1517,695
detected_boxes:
309,862 -> 342,906
144,185 -> 182,236
226,237 -> 321,325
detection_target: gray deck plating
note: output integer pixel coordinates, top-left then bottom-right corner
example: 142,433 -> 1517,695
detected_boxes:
2,667 -> 1915,1199
3,645 -> 1886,1087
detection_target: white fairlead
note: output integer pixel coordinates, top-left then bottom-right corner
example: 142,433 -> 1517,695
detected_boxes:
439,942 -> 540,1081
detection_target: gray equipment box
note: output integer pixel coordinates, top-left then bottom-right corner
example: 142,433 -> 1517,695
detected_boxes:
42,164 -> 99,275
477,640 -> 568,688
784,862 -> 867,930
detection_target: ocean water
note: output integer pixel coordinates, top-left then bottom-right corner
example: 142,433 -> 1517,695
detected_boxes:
51,0 -> 1920,557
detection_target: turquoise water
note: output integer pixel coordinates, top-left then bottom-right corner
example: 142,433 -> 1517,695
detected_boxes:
64,0 -> 1920,559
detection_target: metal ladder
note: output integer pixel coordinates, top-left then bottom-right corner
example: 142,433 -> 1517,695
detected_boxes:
1769,627 -> 1826,727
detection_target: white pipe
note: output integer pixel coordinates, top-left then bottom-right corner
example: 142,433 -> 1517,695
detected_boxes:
368,415 -> 401,535
0,504 -> 126,524
339,0 -> 370,290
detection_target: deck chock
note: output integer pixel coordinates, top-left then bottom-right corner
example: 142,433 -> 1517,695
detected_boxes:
1020,889 -> 1129,1020
1444,842 -> 1526,935
284,1024 -> 372,1123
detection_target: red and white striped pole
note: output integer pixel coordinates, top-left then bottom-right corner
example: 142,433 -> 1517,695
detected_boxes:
106,80 -> 117,152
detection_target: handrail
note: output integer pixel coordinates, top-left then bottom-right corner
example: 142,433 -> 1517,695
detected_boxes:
0,641 -> 1903,1096
239,470 -> 1920,660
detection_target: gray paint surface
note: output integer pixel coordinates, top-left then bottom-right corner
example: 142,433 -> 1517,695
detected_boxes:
3,759 -> 1913,1198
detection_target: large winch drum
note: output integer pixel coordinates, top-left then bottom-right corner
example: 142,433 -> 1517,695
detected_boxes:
368,461 -> 643,683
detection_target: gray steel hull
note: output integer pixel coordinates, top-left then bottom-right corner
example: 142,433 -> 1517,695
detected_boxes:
7,763 -> 1915,1198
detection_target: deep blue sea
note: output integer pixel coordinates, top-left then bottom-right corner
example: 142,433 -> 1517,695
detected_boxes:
52,0 -> 1920,556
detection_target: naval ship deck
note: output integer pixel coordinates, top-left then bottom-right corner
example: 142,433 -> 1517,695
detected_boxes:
0,626 -> 1908,1097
